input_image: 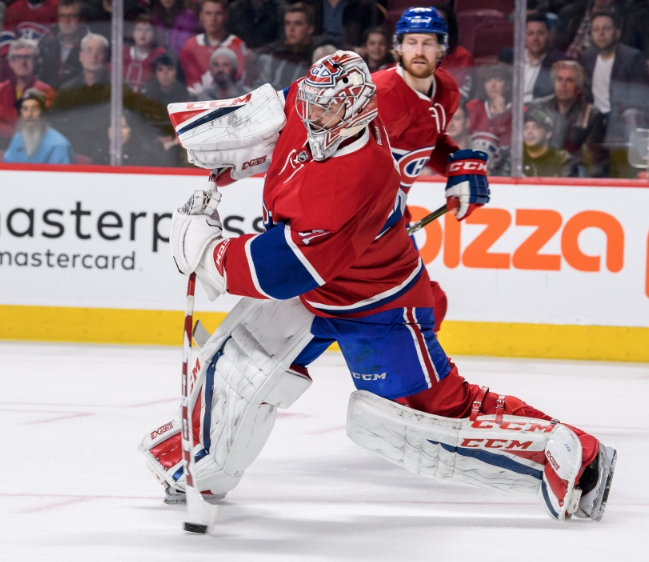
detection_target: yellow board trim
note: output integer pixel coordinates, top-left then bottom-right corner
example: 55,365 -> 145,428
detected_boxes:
1,305 -> 647,362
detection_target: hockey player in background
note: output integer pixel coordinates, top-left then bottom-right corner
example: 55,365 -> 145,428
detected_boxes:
140,51 -> 616,523
372,7 -> 477,333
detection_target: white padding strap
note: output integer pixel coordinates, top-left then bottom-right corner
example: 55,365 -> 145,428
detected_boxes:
347,391 -> 583,519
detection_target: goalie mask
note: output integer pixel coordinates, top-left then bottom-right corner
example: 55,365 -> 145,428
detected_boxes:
296,50 -> 378,161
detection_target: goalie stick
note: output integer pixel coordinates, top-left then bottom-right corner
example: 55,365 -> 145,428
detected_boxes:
181,272 -> 218,534
407,204 -> 449,235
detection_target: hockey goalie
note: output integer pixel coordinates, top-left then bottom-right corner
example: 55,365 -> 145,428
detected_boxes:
139,50 -> 616,523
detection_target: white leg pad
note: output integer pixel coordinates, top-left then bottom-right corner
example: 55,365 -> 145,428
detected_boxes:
200,298 -> 315,494
347,391 -> 583,519
139,297 -> 316,496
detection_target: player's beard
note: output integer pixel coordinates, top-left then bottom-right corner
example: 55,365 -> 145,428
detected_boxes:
401,56 -> 436,79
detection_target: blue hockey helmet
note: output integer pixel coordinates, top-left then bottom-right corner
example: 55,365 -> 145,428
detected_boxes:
394,7 -> 448,53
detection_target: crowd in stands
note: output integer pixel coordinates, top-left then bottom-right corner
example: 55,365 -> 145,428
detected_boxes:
0,0 -> 647,177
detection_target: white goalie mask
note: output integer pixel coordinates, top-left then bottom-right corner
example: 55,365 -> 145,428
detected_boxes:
295,50 -> 378,161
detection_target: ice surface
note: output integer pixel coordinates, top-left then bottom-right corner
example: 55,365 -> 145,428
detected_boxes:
1,342 -> 647,561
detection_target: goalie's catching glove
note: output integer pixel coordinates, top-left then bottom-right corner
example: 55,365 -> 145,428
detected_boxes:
170,189 -> 229,300
445,149 -> 490,220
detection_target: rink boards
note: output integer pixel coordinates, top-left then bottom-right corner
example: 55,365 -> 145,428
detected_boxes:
0,165 -> 648,361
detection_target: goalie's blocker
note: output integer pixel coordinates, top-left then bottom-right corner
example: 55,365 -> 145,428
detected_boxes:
167,83 -> 287,177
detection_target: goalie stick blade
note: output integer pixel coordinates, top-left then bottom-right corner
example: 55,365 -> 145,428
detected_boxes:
184,485 -> 219,533
193,320 -> 212,350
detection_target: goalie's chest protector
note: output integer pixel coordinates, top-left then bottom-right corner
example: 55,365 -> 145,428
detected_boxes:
373,66 -> 458,190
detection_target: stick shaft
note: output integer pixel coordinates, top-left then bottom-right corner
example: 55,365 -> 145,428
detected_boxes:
407,204 -> 449,235
181,273 -> 196,488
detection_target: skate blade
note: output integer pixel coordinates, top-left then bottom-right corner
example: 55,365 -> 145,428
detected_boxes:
593,448 -> 617,522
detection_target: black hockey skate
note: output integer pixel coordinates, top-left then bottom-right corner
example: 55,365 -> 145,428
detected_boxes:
574,444 -> 617,521
163,483 -> 226,506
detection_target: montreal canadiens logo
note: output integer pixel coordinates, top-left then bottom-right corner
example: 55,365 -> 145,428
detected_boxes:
393,147 -> 433,187
306,58 -> 343,87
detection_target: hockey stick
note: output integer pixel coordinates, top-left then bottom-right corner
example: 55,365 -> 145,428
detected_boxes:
406,204 -> 449,235
181,272 -> 218,534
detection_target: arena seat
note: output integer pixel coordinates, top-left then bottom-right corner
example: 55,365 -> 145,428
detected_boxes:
454,0 -> 513,14
456,9 -> 506,52
472,20 -> 514,64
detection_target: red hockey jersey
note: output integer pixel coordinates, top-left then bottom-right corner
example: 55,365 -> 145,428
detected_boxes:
179,33 -> 247,93
466,98 -> 512,173
220,83 -> 433,317
123,46 -> 166,92
372,65 -> 460,193
3,0 -> 58,41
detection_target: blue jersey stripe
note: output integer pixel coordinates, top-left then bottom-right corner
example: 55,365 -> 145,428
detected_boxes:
309,262 -> 423,315
376,190 -> 407,239
250,224 -> 321,299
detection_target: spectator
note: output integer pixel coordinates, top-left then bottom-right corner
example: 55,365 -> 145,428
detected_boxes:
309,0 -> 383,48
3,88 -> 74,164
252,2 -> 316,90
621,0 -> 649,66
122,14 -> 166,92
179,0 -> 247,95
555,0 -> 625,59
435,5 -> 474,99
151,0 -> 199,57
141,52 -> 189,106
228,0 -> 284,50
466,63 -> 512,176
138,52 -> 188,166
446,100 -> 471,151
361,26 -> 395,73
3,0 -> 59,42
1,3 -> 15,83
312,43 -> 337,64
39,0 -> 91,89
580,10 -> 649,176
523,107 -> 568,176
531,60 -> 607,176
0,38 -> 55,146
499,13 -> 568,103
89,108 -> 165,166
196,47 -> 250,100
84,0 -> 150,42
50,33 -> 138,160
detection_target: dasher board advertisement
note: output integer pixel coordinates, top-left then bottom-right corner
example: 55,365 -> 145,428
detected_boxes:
1,168 -> 648,331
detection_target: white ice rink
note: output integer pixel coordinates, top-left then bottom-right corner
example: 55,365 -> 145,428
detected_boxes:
1,342 -> 648,561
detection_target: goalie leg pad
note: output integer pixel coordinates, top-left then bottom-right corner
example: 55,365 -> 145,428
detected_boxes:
348,390 -> 585,519
189,298 -> 317,496
139,297 -> 316,497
